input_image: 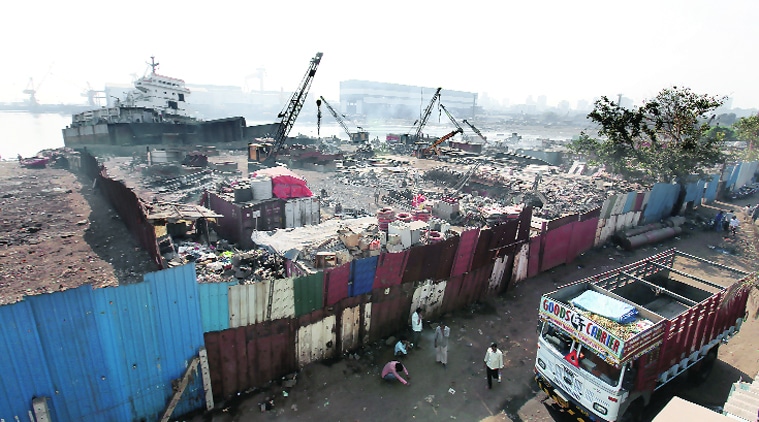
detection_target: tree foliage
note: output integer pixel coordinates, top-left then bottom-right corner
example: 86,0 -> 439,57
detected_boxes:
732,114 -> 759,161
569,86 -> 727,184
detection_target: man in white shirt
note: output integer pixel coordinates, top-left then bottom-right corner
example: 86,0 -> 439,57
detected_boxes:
484,342 -> 504,389
411,308 -> 423,349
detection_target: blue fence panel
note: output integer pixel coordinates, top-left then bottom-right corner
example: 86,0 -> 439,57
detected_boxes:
704,174 -> 720,202
0,301 -> 55,421
641,183 -> 680,224
94,281 -> 168,421
144,264 -> 206,417
198,281 -> 237,333
725,164 -> 739,191
28,285 -> 125,421
622,192 -> 637,213
684,179 -> 706,205
350,256 -> 379,297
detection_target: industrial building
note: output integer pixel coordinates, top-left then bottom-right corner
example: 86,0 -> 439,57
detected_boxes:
339,80 -> 479,121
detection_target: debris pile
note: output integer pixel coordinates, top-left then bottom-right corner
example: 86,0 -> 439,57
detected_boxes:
167,240 -> 286,283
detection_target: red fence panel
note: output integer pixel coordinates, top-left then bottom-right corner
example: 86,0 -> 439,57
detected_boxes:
204,319 -> 297,401
567,217 -> 600,262
373,250 -> 409,289
403,246 -> 426,284
540,223 -> 573,272
441,274 -> 466,313
528,236 -> 542,278
471,228 -> 494,271
435,236 -> 459,280
324,263 -> 350,306
451,228 -> 479,277
367,283 -> 415,341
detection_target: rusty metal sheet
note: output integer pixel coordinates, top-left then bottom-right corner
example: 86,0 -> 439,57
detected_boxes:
488,255 -> 512,294
458,265 -> 488,305
511,242 -> 530,284
367,283 -> 415,342
270,278 -> 296,320
350,256 -> 378,296
470,227 -> 494,271
402,246 -> 425,284
228,282 -> 268,328
566,217 -> 599,262
580,207 -> 601,221
373,250 -> 409,289
297,315 -> 337,367
540,223 -> 573,272
204,319 -> 297,401
517,206 -> 533,242
411,279 -> 447,319
546,214 -> 576,231
419,241 -> 446,281
434,236 -> 459,280
324,263 -> 350,306
528,235 -> 542,278
294,272 -> 324,317
451,228 -> 479,277
337,298 -> 372,354
441,274 -> 466,313
611,193 -> 628,215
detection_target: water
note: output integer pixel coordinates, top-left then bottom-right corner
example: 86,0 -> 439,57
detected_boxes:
0,111 -> 70,160
0,110 -> 582,162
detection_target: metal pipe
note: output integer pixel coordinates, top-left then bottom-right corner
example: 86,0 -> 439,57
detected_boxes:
620,271 -> 698,306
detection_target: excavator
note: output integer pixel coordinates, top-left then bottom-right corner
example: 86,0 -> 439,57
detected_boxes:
316,96 -> 369,144
439,103 -> 464,139
248,52 -> 323,169
416,127 -> 464,159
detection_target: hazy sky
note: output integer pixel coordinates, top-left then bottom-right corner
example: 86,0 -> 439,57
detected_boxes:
4,0 -> 759,109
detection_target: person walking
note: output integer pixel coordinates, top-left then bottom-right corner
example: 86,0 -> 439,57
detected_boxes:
434,322 -> 450,367
484,342 -> 504,389
714,210 -> 725,231
729,215 -> 740,236
411,308 -> 423,349
381,361 -> 410,385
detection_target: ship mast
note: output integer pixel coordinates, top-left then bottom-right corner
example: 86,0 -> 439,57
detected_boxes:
147,56 -> 159,74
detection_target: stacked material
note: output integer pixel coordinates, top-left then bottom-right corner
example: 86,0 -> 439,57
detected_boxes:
250,174 -> 273,200
252,167 -> 313,199
377,207 -> 396,231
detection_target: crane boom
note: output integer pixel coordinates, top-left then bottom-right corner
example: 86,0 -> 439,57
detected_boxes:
462,119 -> 488,143
410,87 -> 442,142
439,103 -> 463,133
422,128 -> 464,156
265,52 -> 323,164
318,96 -> 352,139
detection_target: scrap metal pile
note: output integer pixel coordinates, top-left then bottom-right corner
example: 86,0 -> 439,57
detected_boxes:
169,240 -> 286,284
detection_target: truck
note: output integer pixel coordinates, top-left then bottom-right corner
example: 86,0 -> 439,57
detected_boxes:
534,248 -> 756,422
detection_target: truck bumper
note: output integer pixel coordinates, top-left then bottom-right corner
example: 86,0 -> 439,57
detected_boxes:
535,374 -> 600,422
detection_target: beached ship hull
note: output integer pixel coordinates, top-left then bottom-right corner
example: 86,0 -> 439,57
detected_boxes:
62,118 -> 279,148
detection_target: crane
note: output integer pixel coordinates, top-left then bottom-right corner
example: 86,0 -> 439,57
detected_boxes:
462,119 -> 488,143
405,87 -> 442,144
261,52 -> 323,166
439,103 -> 464,135
316,96 -> 369,143
417,127 -> 463,158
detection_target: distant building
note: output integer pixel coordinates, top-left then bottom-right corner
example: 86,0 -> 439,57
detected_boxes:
339,80 -> 478,121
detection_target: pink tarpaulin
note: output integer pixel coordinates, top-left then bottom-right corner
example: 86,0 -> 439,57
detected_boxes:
252,167 -> 313,199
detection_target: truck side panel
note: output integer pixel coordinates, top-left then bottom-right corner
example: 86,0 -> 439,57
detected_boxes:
656,284 -> 750,379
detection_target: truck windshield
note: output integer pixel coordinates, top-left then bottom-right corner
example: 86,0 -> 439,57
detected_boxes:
578,348 -> 621,387
540,322 -> 621,387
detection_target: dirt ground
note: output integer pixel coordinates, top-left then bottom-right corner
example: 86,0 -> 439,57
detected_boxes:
2,156 -> 758,422
0,160 -> 156,305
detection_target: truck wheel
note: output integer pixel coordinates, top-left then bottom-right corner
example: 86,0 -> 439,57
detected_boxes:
620,399 -> 644,422
689,346 -> 718,384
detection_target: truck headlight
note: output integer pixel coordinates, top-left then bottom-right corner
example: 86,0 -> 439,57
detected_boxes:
537,358 -> 546,369
592,403 -> 608,415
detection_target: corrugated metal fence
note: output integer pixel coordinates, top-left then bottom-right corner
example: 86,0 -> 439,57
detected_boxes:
0,265 -> 205,421
4,158 -> 757,420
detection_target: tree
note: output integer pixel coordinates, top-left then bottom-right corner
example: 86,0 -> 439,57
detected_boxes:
732,114 -> 759,161
569,86 -> 727,185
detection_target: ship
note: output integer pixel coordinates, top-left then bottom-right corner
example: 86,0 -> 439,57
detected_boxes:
61,57 -> 279,152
